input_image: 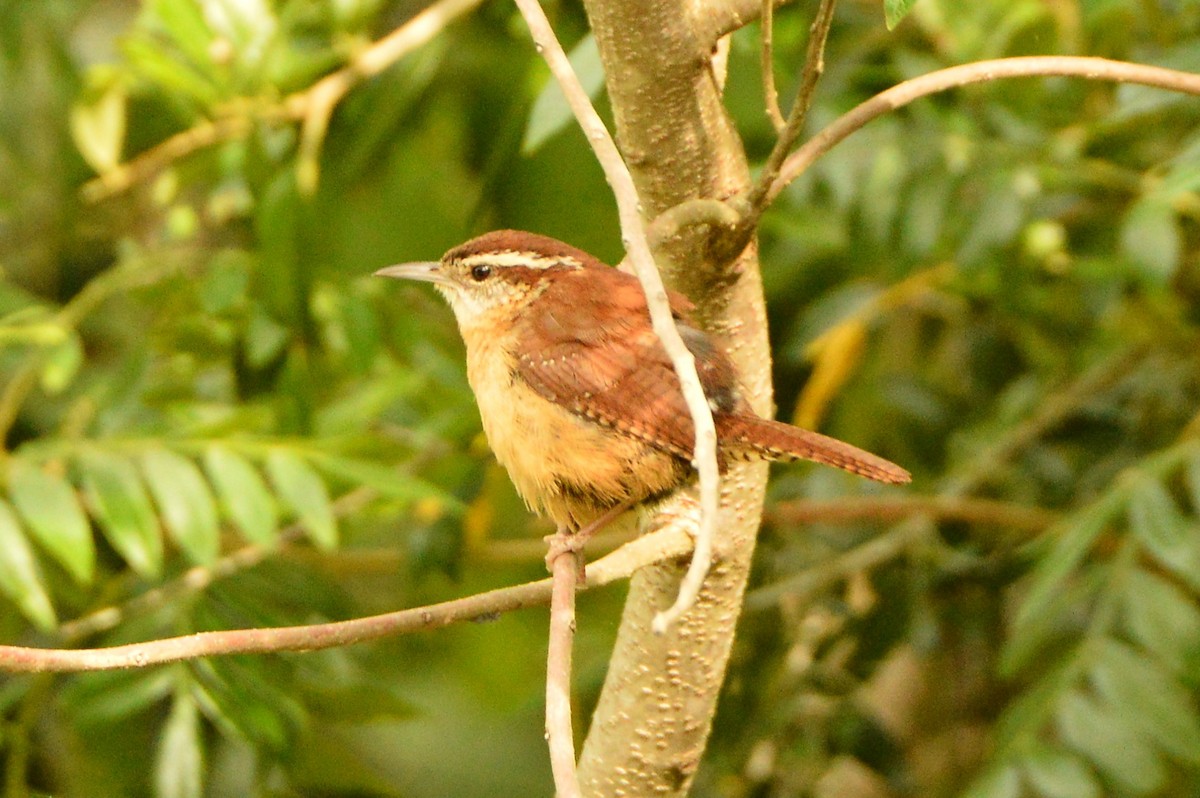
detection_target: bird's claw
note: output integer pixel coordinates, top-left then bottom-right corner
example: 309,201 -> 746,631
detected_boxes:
544,531 -> 588,583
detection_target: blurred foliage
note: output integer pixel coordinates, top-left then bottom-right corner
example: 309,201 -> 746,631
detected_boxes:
0,0 -> 1197,796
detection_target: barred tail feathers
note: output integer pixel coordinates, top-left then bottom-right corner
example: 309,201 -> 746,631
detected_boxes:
717,414 -> 911,485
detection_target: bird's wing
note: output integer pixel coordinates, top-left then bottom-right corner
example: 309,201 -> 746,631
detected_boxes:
515,266 -> 736,460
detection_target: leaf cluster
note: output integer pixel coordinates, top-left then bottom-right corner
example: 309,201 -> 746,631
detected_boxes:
708,1 -> 1200,797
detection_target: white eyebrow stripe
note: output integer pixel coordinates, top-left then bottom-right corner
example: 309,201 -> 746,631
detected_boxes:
456,251 -> 582,270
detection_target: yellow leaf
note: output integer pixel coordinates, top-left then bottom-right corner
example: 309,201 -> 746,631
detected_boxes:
793,320 -> 868,430
70,79 -> 127,174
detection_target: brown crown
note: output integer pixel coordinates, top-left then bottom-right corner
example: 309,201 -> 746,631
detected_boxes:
445,230 -> 606,268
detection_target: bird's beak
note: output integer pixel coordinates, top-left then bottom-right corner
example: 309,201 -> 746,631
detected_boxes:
374,261 -> 451,286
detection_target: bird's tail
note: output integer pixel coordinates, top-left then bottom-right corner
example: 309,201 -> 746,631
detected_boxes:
718,414 -> 911,484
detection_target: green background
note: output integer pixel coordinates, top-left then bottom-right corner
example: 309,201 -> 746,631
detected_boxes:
1,0 -> 1199,795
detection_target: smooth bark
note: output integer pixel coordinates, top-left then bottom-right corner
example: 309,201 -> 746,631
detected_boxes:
575,0 -> 772,793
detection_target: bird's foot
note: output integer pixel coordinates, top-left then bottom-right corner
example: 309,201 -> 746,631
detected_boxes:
543,502 -> 634,581
544,529 -> 588,582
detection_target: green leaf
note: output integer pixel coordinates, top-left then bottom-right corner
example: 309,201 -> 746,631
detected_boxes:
309,454 -> 463,512
70,77 -> 127,173
1127,478 -> 1200,591
338,291 -> 382,375
1001,568 -> 1093,676
39,333 -> 84,395
265,450 -> 336,550
1091,639 -> 1200,765
198,0 -> 275,59
994,657 -> 1082,755
203,446 -> 278,546
1186,451 -> 1200,515
70,669 -> 176,726
140,448 -> 221,565
1120,197 -> 1180,286
8,458 -> 95,584
245,309 -> 290,369
1012,495 -> 1118,636
200,249 -> 251,314
1021,745 -> 1101,798
0,499 -> 56,630
960,765 -> 1020,798
299,681 -> 417,723
155,688 -> 203,798
191,658 -> 300,753
522,33 -> 606,154
148,0 -> 215,66
1121,569 -> 1200,679
79,451 -> 163,578
884,0 -> 918,29
121,37 -> 222,108
1057,690 -> 1165,795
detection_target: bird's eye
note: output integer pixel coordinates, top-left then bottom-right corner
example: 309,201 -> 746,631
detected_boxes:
470,264 -> 492,281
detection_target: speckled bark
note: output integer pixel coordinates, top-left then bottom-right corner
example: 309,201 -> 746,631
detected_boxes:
574,0 -> 772,794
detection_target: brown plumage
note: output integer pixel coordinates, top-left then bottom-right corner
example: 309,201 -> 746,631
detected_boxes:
377,230 -> 910,532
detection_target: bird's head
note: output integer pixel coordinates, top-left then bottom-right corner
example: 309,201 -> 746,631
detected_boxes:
375,230 -> 599,331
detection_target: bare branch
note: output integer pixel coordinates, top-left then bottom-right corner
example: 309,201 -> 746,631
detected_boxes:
0,527 -> 693,674
575,0 -> 767,787
749,498 -> 1065,613
744,519 -> 931,610
81,0 -> 484,203
645,199 -> 743,254
767,495 -> 1060,533
760,0 -> 786,132
697,0 -> 794,47
546,552 -> 582,798
510,0 -> 721,633
743,0 -> 838,222
767,56 -> 1200,205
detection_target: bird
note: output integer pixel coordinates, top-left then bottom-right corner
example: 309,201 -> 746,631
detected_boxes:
376,230 -> 909,561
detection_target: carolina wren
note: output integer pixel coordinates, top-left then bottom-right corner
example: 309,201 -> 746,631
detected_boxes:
376,230 -> 909,542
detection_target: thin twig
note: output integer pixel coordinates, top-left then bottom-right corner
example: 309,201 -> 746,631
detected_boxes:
546,551 -> 582,798
54,487 -> 375,643
0,526 -> 693,673
760,0 -> 786,132
767,56 -> 1200,205
742,0 -> 838,222
644,199 -> 743,255
81,0 -> 485,203
744,519 -> 931,610
509,0 -> 721,634
751,496 -> 1061,610
767,495 -> 1059,533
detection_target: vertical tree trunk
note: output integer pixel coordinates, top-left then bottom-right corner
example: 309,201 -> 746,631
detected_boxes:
575,1 -> 774,794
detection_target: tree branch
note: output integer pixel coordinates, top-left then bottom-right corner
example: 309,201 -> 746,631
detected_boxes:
80,0 -> 485,203
766,495 -> 1060,533
744,519 -> 931,610
53,487 -> 376,643
760,0 -> 786,132
698,0 -> 794,48
574,0 -> 769,790
0,527 -> 693,674
510,0 -> 721,632
546,552 -> 582,798
743,0 -> 838,223
767,56 -> 1200,205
